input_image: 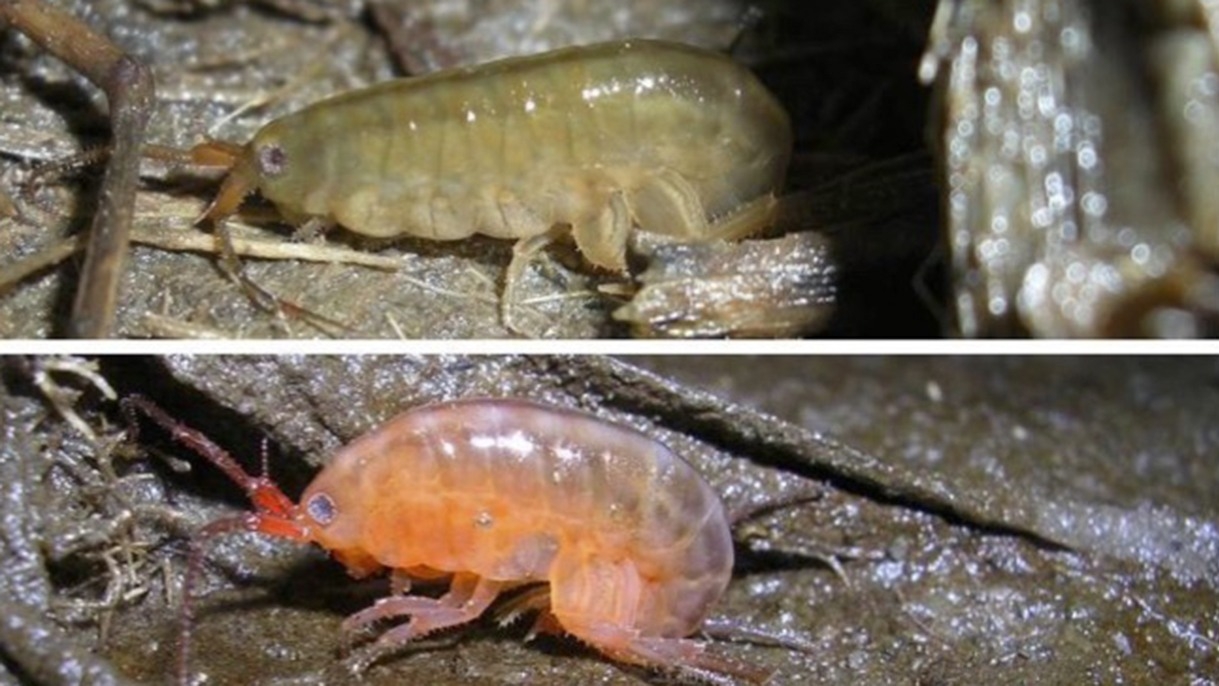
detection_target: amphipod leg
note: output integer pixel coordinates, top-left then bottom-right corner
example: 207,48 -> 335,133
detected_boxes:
570,190 -> 632,272
703,193 -> 779,241
564,623 -> 768,686
187,150 -> 348,335
492,584 -> 562,639
344,572 -> 504,670
504,231 -> 553,336
631,168 -> 778,241
628,168 -> 709,240
503,225 -> 564,335
503,191 -> 631,335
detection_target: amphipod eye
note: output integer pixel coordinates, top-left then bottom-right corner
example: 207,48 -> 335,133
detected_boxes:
256,143 -> 287,178
305,492 -> 337,526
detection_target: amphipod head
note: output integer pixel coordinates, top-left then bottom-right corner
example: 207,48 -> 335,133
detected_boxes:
197,120 -> 316,227
120,395 -> 312,544
295,457 -> 384,579
120,395 -> 331,685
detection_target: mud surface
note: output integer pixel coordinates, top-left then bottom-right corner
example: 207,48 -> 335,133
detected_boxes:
1,355 -> 1216,684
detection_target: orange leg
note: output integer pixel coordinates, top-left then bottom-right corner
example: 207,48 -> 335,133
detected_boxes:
343,572 -> 504,670
577,624 -> 769,685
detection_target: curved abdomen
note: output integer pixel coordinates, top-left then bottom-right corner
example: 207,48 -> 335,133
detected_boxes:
253,40 -> 790,243
323,399 -> 734,637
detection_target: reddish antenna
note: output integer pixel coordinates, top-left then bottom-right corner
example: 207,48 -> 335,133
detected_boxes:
121,395 -> 310,684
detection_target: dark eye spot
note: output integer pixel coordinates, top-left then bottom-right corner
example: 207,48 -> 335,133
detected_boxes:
256,144 -> 287,178
306,492 -> 336,526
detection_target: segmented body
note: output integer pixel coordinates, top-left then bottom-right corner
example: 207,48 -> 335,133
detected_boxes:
122,394 -> 753,682
209,39 -> 792,273
304,399 -> 734,644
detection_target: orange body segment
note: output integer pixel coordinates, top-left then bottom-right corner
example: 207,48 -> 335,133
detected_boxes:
300,399 -> 736,663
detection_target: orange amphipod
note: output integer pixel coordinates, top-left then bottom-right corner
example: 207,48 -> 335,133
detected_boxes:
122,396 -> 757,683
